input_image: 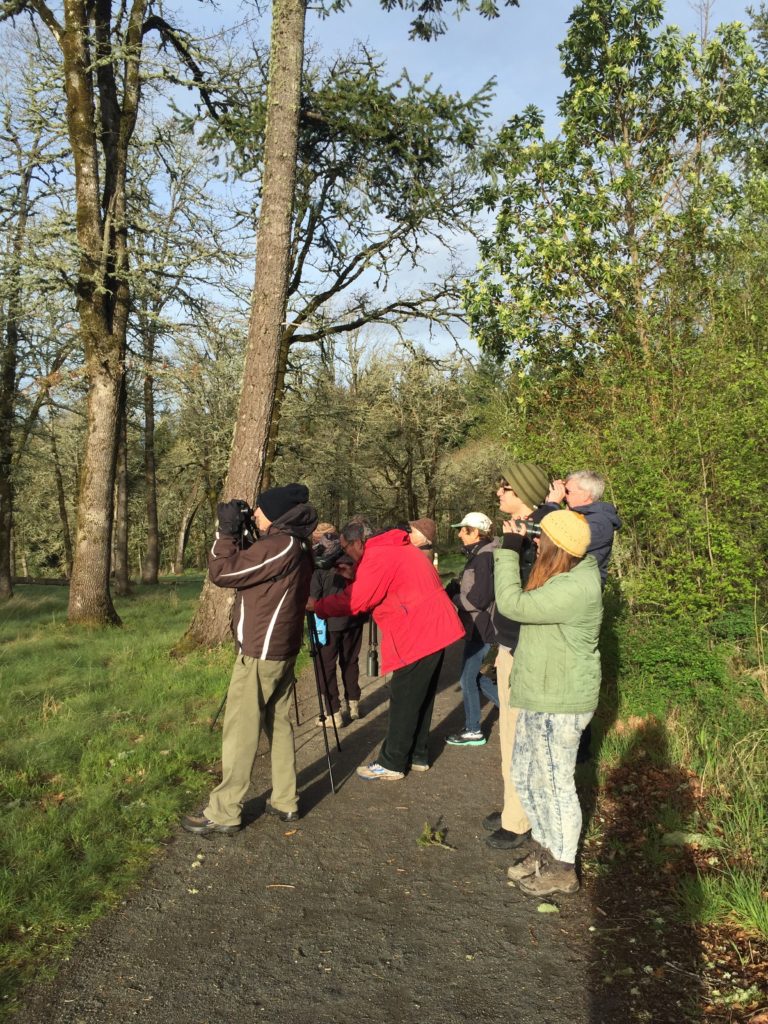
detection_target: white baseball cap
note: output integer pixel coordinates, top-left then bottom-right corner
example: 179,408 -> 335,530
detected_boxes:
450,512 -> 493,532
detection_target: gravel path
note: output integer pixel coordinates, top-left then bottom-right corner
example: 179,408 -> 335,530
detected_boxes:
20,643 -> 598,1024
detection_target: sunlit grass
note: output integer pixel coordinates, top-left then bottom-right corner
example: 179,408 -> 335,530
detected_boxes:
0,578 -> 232,1011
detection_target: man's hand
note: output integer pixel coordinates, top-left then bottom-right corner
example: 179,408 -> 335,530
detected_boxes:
546,479 -> 566,504
217,500 -> 245,537
502,518 -> 527,536
336,563 -> 355,581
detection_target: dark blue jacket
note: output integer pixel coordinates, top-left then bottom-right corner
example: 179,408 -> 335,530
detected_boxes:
542,500 -> 621,586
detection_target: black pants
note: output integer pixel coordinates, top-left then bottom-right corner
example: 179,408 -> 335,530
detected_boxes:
318,626 -> 363,714
378,649 -> 445,772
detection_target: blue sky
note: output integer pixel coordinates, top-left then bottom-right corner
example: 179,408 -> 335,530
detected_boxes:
315,1 -> 752,128
195,0 -> 753,131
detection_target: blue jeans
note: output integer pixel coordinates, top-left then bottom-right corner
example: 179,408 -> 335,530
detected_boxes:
511,709 -> 594,863
458,638 -> 497,732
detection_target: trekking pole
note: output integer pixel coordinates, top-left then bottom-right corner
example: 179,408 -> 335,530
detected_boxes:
305,612 -> 340,794
367,619 -> 379,678
210,689 -> 228,732
293,680 -> 301,726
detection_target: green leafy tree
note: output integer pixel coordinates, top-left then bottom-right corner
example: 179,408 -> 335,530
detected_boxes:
464,0 -> 768,614
465,0 -> 762,378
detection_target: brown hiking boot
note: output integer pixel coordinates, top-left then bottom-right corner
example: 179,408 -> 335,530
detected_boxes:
507,839 -> 544,880
506,843 -> 545,882
180,812 -> 240,837
517,860 -> 580,897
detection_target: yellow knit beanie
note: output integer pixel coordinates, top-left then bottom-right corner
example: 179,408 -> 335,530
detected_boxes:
540,510 -> 591,557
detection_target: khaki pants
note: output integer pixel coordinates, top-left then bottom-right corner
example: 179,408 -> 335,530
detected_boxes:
496,646 -> 531,834
206,655 -> 298,826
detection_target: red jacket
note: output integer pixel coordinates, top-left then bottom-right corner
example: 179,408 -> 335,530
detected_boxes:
314,530 -> 463,673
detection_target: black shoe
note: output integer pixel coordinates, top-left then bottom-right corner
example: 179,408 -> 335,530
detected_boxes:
485,827 -> 531,850
482,810 -> 502,832
265,802 -> 300,822
180,812 -> 241,837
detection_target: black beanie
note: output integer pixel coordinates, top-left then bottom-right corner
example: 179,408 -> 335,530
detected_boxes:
257,483 -> 309,522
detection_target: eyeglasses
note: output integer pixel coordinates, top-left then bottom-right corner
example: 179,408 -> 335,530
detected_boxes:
499,486 -> 515,494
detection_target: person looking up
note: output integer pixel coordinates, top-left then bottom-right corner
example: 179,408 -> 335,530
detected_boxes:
181,484 -> 317,836
494,510 -> 602,897
483,461 -> 552,852
543,471 -> 621,588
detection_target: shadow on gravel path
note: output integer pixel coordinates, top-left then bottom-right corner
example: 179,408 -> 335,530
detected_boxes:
20,640 -> 606,1024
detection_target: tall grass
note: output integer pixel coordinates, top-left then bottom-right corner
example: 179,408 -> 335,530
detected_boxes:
0,578 -> 232,1008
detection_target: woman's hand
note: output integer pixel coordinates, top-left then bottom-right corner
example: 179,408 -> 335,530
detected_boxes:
306,597 -> 316,612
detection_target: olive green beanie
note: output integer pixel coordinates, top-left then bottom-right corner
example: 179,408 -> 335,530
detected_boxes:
499,461 -> 550,509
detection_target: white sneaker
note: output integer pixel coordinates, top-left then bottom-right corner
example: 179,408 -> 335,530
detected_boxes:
316,710 -> 343,729
356,762 -> 405,781
346,699 -> 360,720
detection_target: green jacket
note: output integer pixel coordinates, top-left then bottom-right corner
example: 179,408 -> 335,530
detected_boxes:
493,548 -> 603,714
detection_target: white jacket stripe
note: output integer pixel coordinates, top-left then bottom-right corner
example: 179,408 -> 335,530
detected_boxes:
260,588 -> 289,659
236,593 -> 246,647
218,538 -> 294,580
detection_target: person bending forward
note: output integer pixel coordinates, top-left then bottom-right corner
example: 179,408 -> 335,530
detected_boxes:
310,521 -> 464,780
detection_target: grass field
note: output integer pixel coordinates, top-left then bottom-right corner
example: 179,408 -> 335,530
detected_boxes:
0,577 -> 234,1005
0,575 -> 765,1015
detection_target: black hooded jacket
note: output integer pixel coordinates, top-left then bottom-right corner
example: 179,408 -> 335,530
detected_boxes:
209,502 -> 318,660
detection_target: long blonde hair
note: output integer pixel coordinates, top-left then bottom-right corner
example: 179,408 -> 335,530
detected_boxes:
525,533 -> 581,591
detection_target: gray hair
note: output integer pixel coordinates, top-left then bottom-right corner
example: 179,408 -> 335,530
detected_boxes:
566,470 -> 606,502
340,518 -> 374,545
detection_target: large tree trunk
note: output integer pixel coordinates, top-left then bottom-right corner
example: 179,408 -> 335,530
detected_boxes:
179,0 -> 307,652
141,349 -> 160,584
113,390 -> 131,596
260,329 -> 292,490
64,0 -> 147,625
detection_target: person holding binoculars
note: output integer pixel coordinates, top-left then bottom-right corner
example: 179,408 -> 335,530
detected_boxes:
181,483 -> 317,837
